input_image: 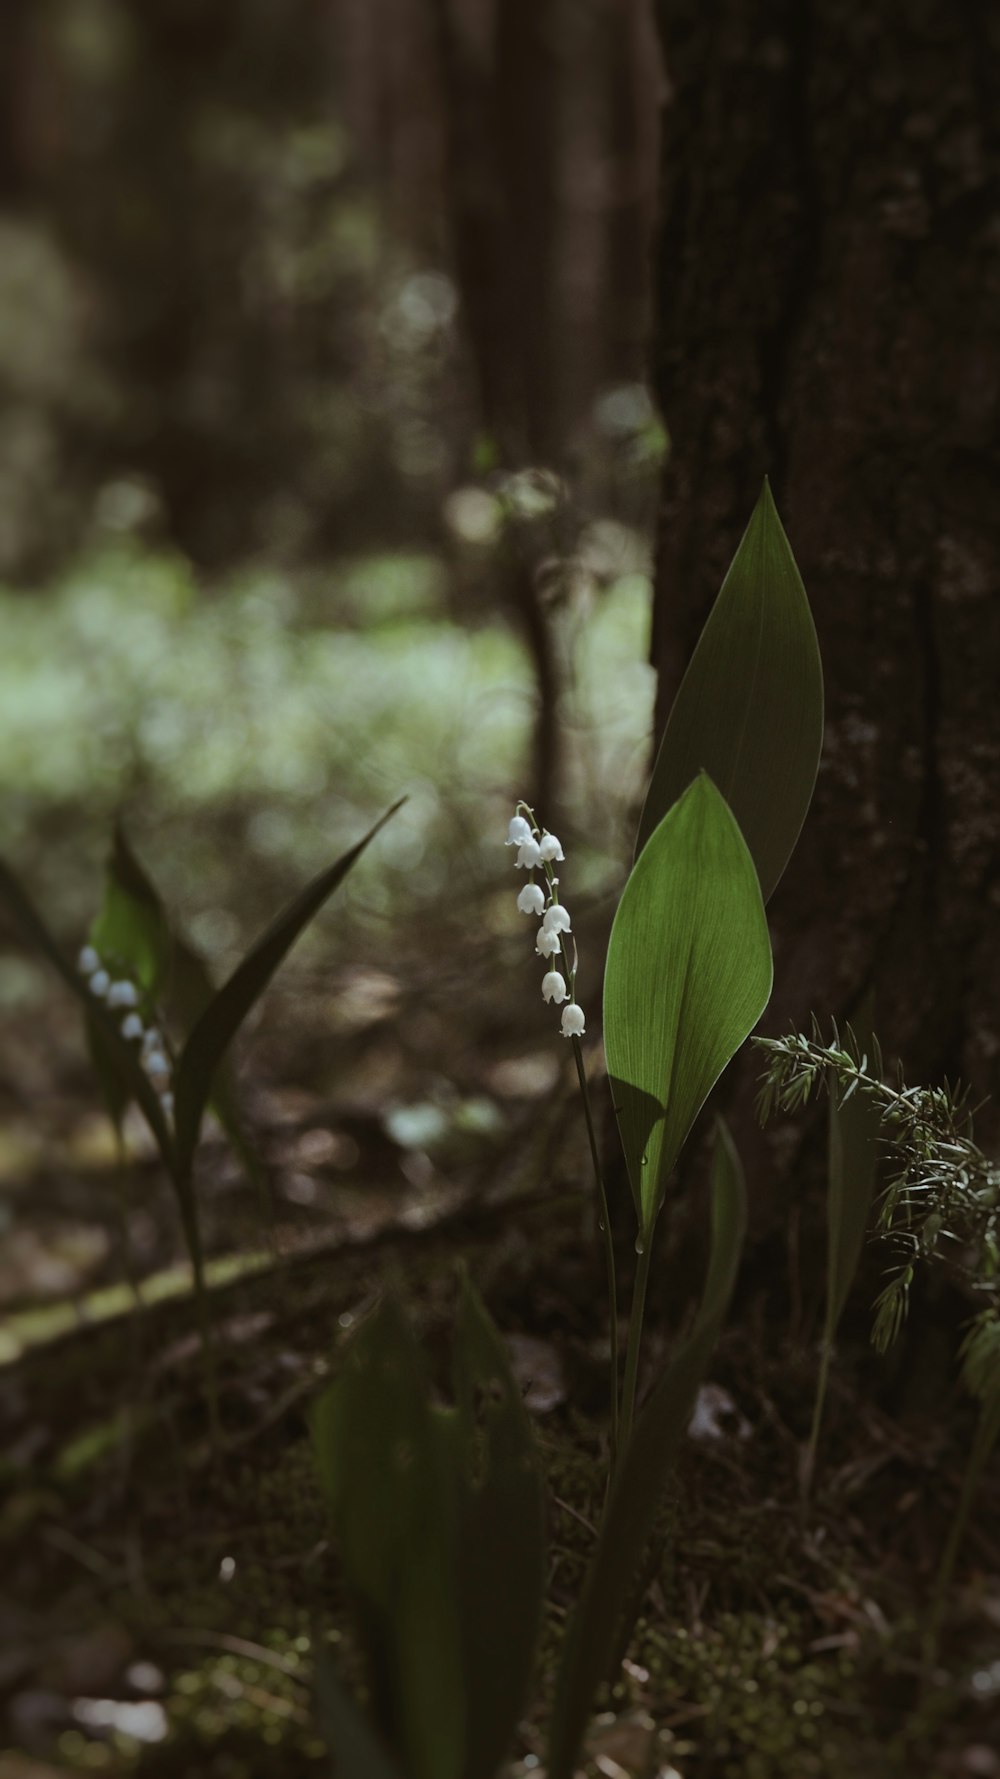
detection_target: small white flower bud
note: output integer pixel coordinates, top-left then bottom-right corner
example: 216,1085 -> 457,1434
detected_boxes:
78,946 -> 100,976
144,1051 -> 171,1088
541,970 -> 568,1005
515,838 -> 542,870
107,980 -> 140,1009
506,815 -> 533,846
538,832 -> 564,862
121,1013 -> 144,1041
517,883 -> 546,916
560,1002 -> 586,1037
535,926 -> 561,958
90,969 -> 111,998
542,903 -> 571,935
141,1028 -> 163,1057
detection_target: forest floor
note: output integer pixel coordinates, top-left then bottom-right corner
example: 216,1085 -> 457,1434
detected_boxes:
2,969 -> 1000,1779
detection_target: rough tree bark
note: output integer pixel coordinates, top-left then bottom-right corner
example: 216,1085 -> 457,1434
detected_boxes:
650,2 -> 1000,1199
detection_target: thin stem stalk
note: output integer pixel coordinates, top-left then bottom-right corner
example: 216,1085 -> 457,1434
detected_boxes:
620,1234 -> 653,1451
571,1034 -> 619,1473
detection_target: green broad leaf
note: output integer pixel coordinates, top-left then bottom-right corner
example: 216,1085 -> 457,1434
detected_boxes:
547,1122 -> 747,1779
0,855 -> 174,1164
452,1275 -> 546,1779
635,480 -> 823,903
604,774 -> 772,1237
312,1299 -> 465,1779
314,1648 -> 404,1779
173,799 -> 403,1179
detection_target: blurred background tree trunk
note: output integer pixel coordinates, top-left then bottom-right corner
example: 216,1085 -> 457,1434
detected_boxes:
649,1 -> 1000,1202
433,0 -> 662,818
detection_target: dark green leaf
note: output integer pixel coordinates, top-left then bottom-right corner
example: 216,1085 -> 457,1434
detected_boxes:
635,480 -> 823,902
173,800 -> 403,1177
452,1275 -> 546,1779
314,1648 -> 404,1779
312,1299 -> 464,1779
604,774 -> 772,1236
547,1122 -> 747,1779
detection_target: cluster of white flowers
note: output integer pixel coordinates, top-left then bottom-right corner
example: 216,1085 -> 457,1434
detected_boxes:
77,946 -> 174,1125
506,809 -> 585,1038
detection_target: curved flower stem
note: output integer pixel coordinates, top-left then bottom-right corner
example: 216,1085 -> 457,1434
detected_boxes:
570,1033 -> 619,1474
619,1234 -> 653,1452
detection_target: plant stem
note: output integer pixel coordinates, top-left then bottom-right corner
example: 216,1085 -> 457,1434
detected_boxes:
619,1234 -> 653,1451
801,1334 -> 832,1505
571,1035 -> 619,1472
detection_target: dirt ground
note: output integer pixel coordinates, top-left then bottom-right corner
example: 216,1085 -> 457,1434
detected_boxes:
2,966 -> 999,1779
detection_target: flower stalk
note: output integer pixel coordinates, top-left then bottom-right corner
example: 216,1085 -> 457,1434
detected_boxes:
508,803 -> 619,1469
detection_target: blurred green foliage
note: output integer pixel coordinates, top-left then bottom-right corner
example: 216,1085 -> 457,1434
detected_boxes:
0,542 -> 654,941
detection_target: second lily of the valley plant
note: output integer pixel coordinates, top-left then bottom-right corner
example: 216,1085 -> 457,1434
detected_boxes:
0,800 -> 404,1439
310,481 -> 826,1779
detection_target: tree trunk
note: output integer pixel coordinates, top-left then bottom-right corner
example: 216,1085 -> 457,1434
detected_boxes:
650,2 -> 1000,1193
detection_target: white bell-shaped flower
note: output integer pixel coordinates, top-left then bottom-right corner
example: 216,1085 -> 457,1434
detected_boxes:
541,969 -> 568,1005
538,832 -> 564,862
121,1013 -> 144,1041
78,945 -> 100,976
506,814 -> 533,846
542,902 -> 571,935
141,1027 -> 163,1057
89,969 -> 111,999
515,838 -> 542,870
107,980 -> 140,1009
535,926 -> 561,958
143,1051 -> 171,1088
560,1002 -> 586,1037
517,883 -> 546,916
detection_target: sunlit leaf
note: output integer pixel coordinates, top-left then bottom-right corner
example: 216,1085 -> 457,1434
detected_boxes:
604,774 -> 772,1236
452,1275 -> 546,1779
635,480 -> 823,903
173,799 -> 404,1178
547,1122 -> 747,1779
312,1299 -> 465,1779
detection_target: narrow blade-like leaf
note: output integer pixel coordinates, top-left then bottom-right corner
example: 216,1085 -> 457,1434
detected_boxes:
453,1275 -> 546,1779
635,480 -> 823,902
173,800 -> 403,1175
547,1123 -> 747,1779
90,822 -> 171,993
85,824 -> 171,1132
604,774 -> 772,1236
